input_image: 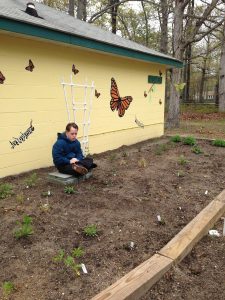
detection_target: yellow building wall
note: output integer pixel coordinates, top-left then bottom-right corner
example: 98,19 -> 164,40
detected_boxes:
0,32 -> 166,178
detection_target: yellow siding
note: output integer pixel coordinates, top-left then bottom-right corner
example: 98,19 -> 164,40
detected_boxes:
0,33 -> 165,178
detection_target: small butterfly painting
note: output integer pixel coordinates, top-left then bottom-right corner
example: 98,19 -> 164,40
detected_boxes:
72,64 -> 79,75
95,89 -> 101,98
25,59 -> 35,72
0,71 -> 5,84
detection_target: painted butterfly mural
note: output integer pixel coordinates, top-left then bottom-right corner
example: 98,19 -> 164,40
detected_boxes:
25,59 -> 35,72
0,71 -> 5,84
110,78 -> 133,117
95,89 -> 100,98
72,64 -> 79,75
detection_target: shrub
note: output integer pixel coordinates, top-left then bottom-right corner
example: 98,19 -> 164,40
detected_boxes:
170,135 -> 182,143
182,136 -> 196,146
83,224 -> 98,237
212,139 -> 225,147
0,183 -> 14,199
14,215 -> 33,239
192,145 -> 203,154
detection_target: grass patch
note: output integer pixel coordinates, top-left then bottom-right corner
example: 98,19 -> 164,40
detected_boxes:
212,139 -> 225,147
170,135 -> 182,143
83,224 -> 98,237
2,281 -> 14,297
192,145 -> 203,154
24,172 -> 38,187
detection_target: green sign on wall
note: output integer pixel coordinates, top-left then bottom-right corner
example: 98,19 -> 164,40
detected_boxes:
148,75 -> 162,84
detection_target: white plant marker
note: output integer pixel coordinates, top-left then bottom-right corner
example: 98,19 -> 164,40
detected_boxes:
130,241 -> 135,249
81,263 -> 88,274
157,215 -> 161,222
205,190 -> 208,195
209,230 -> 220,237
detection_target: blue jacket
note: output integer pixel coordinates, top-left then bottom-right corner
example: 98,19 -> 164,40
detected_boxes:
52,133 -> 84,167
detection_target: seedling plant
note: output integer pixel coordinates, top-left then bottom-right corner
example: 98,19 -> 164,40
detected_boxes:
212,139 -> 225,147
192,145 -> 203,154
178,155 -> 189,165
24,172 -> 38,187
64,186 -> 76,194
2,281 -> 14,298
0,183 -> 14,199
53,249 -> 83,276
83,224 -> 98,237
170,135 -> 182,143
14,215 -> 33,239
182,136 -> 196,146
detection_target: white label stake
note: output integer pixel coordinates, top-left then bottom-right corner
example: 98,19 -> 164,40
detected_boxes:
81,263 -> 88,274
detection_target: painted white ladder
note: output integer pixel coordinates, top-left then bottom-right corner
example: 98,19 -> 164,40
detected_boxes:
61,75 -> 95,156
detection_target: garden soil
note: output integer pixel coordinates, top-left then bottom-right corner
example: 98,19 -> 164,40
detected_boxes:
0,137 -> 225,300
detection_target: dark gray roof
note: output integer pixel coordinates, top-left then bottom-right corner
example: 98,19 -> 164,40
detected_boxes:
0,0 -> 181,66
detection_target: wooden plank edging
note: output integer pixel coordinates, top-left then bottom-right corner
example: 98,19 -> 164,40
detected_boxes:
91,190 -> 225,300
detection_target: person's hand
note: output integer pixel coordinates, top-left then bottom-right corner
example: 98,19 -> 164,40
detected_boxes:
70,158 -> 79,164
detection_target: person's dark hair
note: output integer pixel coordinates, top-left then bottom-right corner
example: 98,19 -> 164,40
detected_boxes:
66,122 -> 79,131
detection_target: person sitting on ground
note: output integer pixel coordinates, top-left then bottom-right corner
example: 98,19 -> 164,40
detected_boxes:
52,122 -> 96,176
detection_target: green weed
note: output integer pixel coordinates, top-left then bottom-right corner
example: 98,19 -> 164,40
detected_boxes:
178,155 -> 188,165
64,186 -> 76,194
24,172 -> 38,187
41,190 -> 53,197
138,157 -> 147,167
170,135 -> 182,143
16,193 -> 25,204
109,153 -> 117,162
2,281 -> 14,297
212,139 -> 225,147
72,247 -> 85,258
14,215 -> 33,239
53,249 -> 65,262
83,224 -> 98,237
64,255 -> 81,276
154,144 -> 168,155
182,136 -> 196,146
0,183 -> 14,199
192,145 -> 203,154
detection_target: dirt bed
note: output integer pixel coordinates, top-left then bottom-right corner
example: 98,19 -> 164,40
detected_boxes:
0,137 -> 225,300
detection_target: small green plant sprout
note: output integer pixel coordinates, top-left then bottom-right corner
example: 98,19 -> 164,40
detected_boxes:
2,281 -> 14,297
64,186 -> 76,194
154,144 -> 168,155
14,215 -> 33,239
192,145 -> 203,154
72,247 -> 85,258
177,170 -> 185,177
83,224 -> 98,237
157,215 -> 165,225
40,202 -> 50,212
16,193 -> 25,204
109,153 -> 117,162
24,172 -> 38,188
212,139 -> 225,147
64,255 -> 81,276
53,249 -> 65,263
122,151 -> 128,158
138,157 -> 147,168
170,135 -> 182,143
178,155 -> 188,165
0,183 -> 14,199
41,190 -> 53,197
182,136 -> 196,146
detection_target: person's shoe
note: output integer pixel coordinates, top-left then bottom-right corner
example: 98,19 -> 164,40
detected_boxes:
72,163 -> 88,175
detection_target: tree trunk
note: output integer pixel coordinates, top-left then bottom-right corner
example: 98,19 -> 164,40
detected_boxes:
167,0 -> 185,128
77,0 -> 87,21
68,0 -> 75,16
159,0 -> 168,54
199,59 -> 207,103
219,22 -> 225,112
110,0 -> 120,34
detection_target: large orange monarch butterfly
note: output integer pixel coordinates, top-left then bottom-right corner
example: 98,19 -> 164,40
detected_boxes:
110,78 -> 133,117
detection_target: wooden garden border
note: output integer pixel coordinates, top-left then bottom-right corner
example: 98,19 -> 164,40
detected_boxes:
91,190 -> 225,300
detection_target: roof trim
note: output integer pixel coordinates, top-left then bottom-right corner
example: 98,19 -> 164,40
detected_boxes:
0,17 -> 183,68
